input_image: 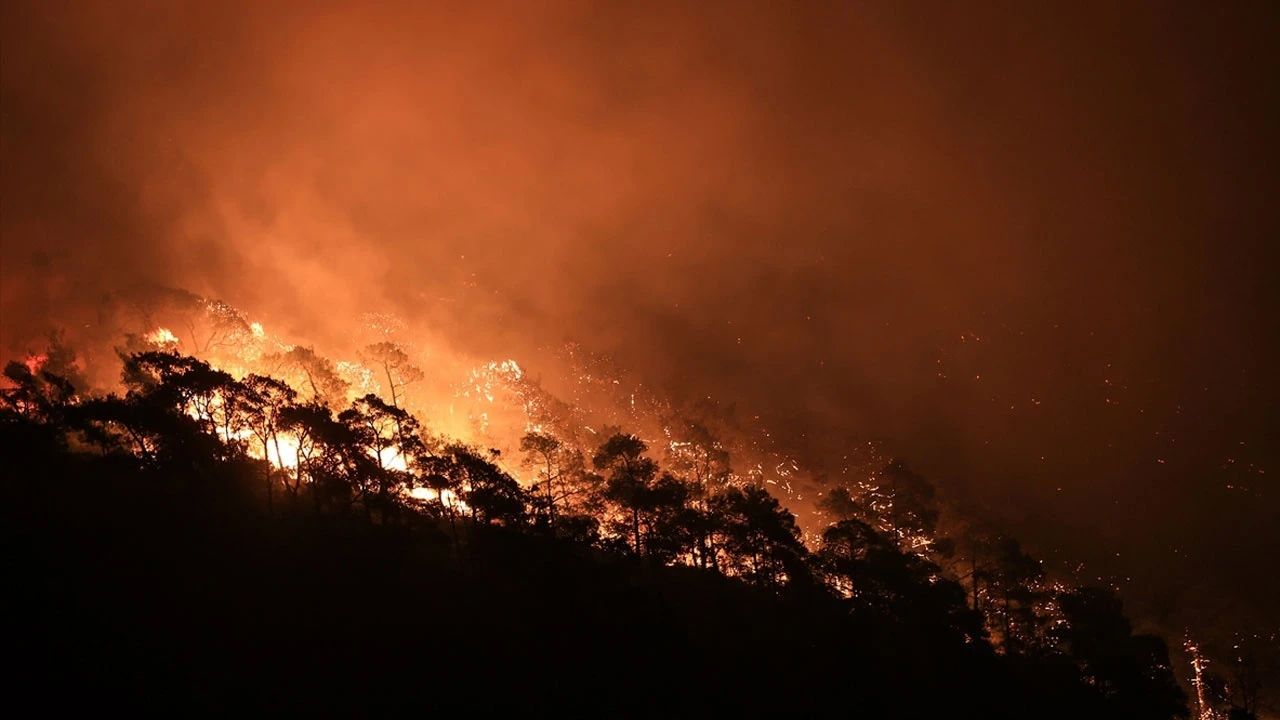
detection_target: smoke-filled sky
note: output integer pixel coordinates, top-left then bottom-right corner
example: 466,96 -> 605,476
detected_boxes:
3,0 -> 1278,637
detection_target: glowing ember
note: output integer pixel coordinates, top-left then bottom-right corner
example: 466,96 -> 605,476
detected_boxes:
1185,638 -> 1215,720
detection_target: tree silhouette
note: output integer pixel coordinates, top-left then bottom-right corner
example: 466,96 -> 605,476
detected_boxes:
876,459 -> 939,550
976,535 -> 1048,654
266,346 -> 349,405
437,444 -> 527,527
593,433 -> 660,556
276,401 -> 335,509
2,360 -> 76,423
1053,587 -> 1188,719
360,342 -> 424,411
664,420 -> 732,486
520,431 -> 592,536
187,299 -> 254,355
817,518 -> 983,644
3,344 -> 1199,719
338,394 -> 423,522
663,422 -> 732,569
710,484 -> 808,589
633,472 -> 696,564
239,374 -> 298,510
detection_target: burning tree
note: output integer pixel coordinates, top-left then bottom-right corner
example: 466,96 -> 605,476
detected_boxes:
360,341 -> 424,410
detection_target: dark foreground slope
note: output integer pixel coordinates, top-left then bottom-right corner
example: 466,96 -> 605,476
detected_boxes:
8,418 -> 1171,718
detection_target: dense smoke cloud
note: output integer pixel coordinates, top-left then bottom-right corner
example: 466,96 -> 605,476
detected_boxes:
4,0 -> 1278,642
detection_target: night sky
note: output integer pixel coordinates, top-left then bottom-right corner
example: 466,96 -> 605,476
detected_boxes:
4,0 -> 1278,658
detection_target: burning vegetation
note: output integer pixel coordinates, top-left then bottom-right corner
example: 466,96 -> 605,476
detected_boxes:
5,287 -> 1229,716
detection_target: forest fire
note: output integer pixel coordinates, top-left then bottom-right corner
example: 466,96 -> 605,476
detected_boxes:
0,293 -> 1148,643
4,0 -> 1277,715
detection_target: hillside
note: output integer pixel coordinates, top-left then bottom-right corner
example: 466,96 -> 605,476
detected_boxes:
7,347 -> 1189,717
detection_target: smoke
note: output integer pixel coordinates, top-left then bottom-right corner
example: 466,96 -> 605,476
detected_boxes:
4,0 -> 1279,638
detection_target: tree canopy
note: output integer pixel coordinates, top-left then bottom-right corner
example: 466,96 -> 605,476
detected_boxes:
4,348 -> 1193,718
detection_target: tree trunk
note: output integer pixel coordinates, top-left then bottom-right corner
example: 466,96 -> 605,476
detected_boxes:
384,364 -> 399,408
545,456 -> 556,535
271,432 -> 286,492
447,506 -> 461,556
305,370 -> 320,402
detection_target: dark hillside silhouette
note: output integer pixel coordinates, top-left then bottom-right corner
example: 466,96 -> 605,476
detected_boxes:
6,353 -> 1189,717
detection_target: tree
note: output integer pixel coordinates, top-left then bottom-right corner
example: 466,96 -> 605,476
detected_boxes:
817,518 -> 984,644
266,346 -> 349,405
875,459 -> 939,550
240,375 -> 298,511
1220,639 -> 1265,720
664,422 -> 731,568
635,473 -> 697,565
118,351 -> 246,462
451,446 -> 528,527
278,401 -> 364,514
816,485 -> 864,523
338,394 -> 424,522
78,389 -> 223,481
976,536 -> 1048,654
360,342 -> 424,411
664,421 -> 731,487
593,433 -> 659,556
709,485 -> 808,589
673,480 -> 721,570
520,431 -> 563,533
187,298 -> 254,356
520,431 -> 596,537
2,360 -> 76,423
1052,587 -> 1188,719
136,288 -> 254,356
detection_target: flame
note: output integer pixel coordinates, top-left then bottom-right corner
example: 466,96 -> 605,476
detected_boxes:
22,353 -> 48,374
180,392 -> 306,472
147,327 -> 179,345
267,434 -> 303,470
120,298 -> 914,557
408,486 -> 468,512
376,446 -> 409,472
